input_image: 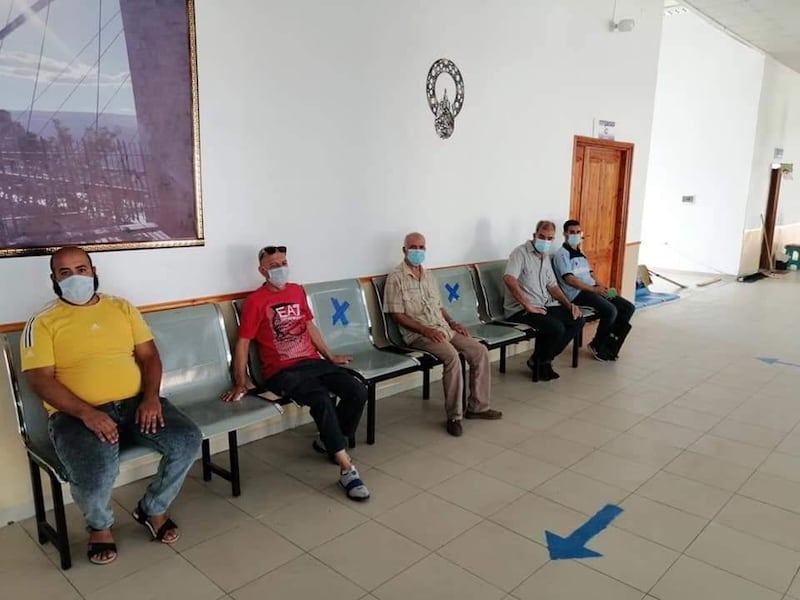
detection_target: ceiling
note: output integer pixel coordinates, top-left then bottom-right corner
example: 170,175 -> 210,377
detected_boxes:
667,0 -> 800,73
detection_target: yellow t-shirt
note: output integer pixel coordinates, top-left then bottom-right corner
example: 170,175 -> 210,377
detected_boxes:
20,295 -> 154,414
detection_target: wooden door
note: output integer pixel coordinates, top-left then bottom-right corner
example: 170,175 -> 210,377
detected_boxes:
759,167 -> 782,270
570,136 -> 634,290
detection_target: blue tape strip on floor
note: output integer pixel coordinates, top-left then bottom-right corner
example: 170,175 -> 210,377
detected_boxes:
635,287 -> 680,310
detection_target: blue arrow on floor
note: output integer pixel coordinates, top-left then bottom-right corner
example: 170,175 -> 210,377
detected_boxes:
545,504 -> 623,560
757,357 -> 800,369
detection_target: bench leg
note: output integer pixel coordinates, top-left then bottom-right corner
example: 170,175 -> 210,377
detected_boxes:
49,473 -> 71,570
228,431 -> 241,498
366,384 -> 376,445
572,330 -> 581,368
460,354 -> 467,414
499,346 -> 507,374
201,439 -> 212,482
28,458 -> 48,545
422,368 -> 431,400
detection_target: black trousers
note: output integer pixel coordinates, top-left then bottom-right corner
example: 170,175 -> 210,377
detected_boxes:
509,306 -> 585,363
266,359 -> 367,454
573,292 -> 635,347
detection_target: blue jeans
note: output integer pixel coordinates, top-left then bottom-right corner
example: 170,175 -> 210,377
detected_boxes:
48,395 -> 202,531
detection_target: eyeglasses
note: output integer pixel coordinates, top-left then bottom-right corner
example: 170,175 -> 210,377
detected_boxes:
258,245 -> 287,260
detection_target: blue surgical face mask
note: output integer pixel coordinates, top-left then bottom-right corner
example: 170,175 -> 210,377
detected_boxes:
406,249 -> 426,266
268,266 -> 290,288
534,239 -> 552,254
57,274 -> 96,305
567,234 -> 582,248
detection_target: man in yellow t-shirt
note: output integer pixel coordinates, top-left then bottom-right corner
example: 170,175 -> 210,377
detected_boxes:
21,247 -> 201,566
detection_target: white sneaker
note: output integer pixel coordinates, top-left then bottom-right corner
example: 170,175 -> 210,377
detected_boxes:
339,466 -> 370,501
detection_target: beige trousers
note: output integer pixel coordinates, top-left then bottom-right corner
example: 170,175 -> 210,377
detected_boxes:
411,333 -> 491,420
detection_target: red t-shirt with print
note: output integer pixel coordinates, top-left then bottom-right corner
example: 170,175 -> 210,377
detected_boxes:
238,283 -> 319,379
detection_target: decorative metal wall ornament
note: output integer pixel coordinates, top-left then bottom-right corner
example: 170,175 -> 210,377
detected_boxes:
426,59 -> 464,139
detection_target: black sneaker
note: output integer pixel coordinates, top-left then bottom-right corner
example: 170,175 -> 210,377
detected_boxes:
541,363 -> 560,380
589,342 -> 608,362
446,419 -> 463,437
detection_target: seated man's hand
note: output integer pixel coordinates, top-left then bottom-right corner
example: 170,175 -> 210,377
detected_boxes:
81,408 -> 119,444
221,382 -> 249,403
526,305 -> 547,315
423,327 -> 447,343
450,322 -> 470,337
570,304 -> 582,320
136,395 -> 165,434
329,354 -> 352,365
594,285 -> 609,297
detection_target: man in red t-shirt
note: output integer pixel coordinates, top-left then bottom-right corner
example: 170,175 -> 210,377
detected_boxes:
222,246 -> 369,501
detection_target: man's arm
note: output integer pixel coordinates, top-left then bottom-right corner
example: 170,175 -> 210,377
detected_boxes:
502,275 -> 545,315
221,337 -> 254,402
133,340 -> 165,433
389,312 -> 446,342
440,309 -> 470,337
26,368 -> 119,443
307,322 -> 351,364
548,284 -> 582,319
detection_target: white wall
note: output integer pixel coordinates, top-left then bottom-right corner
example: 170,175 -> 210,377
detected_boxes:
739,57 -> 800,275
640,9 -> 764,275
0,0 -> 665,522
0,0 -> 663,324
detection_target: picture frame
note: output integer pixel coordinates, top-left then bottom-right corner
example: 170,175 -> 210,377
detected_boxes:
0,0 -> 203,257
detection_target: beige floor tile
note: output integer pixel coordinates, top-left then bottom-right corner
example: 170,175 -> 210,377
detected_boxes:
637,471 -> 732,518
687,522 -> 800,592
788,572 -> 800,599
513,560 -> 645,600
429,469 -> 525,516
375,492 -> 482,550
311,521 -> 428,591
377,449 -> 466,489
0,525 -> 79,599
709,419 -> 786,449
504,406 -> 569,431
665,451 -> 755,491
587,525 -> 679,592
617,494 -> 708,551
490,492 -> 587,546
514,432 -> 595,468
524,392 -> 595,417
347,433 -> 416,467
438,520 -> 549,591
372,553 -> 504,600
759,452 -> 800,483
651,404 -> 723,432
777,432 -> 800,457
422,434 -> 506,467
671,383 -> 750,417
230,554 -> 365,600
716,495 -> 800,552
182,520 -> 303,592
466,418 -> 540,448
601,432 -> 683,468
740,471 -> 800,513
651,555 -> 782,600
600,384 -> 678,415
379,416 -> 460,447
573,405 -> 645,431
227,466 -> 317,518
166,491 -> 253,552
84,554 -> 222,600
534,470 -> 628,516
473,449 -> 562,490
263,491 -> 368,550
549,418 -> 620,448
729,399 -> 800,433
689,434 -> 772,469
570,451 -> 660,491
627,419 -> 703,449
56,521 -> 177,595
321,469 -> 422,518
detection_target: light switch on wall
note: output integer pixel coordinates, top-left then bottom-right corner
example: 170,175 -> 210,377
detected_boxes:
682,195 -> 696,204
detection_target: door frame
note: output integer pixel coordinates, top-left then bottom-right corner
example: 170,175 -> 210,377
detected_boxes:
759,166 -> 782,270
569,135 -> 634,290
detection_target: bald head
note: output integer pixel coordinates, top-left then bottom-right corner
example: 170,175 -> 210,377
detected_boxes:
404,232 -> 425,248
50,246 -> 92,275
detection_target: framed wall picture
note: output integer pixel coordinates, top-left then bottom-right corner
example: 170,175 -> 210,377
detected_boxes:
0,0 -> 203,257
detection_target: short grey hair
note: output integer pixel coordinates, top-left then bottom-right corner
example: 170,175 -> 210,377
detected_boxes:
403,231 -> 426,246
535,220 -> 556,233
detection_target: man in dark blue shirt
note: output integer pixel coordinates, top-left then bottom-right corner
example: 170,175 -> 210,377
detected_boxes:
553,220 -> 635,361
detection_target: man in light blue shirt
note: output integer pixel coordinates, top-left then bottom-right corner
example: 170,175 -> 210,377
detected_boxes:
553,219 -> 634,361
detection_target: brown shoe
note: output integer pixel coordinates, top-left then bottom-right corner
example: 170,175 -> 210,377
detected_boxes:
464,408 -> 503,420
446,419 -> 463,436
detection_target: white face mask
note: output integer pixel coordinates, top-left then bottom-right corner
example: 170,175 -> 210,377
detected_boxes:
268,266 -> 290,288
58,274 -> 96,305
